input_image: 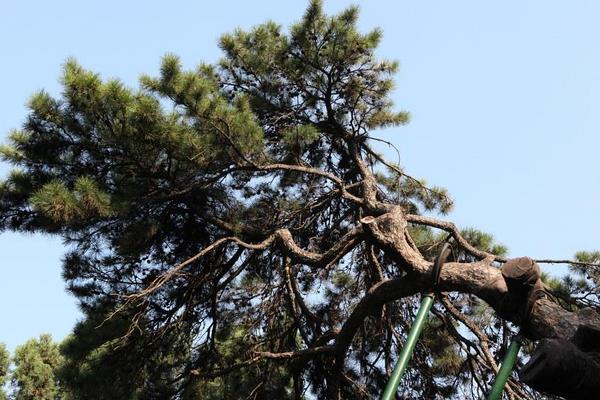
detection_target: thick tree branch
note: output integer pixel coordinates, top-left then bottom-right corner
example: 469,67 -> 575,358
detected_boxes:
255,163 -> 363,205
407,214 -> 600,269
406,214 -> 505,262
127,226 -> 363,302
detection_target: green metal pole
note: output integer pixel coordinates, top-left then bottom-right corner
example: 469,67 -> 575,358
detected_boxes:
380,294 -> 435,400
486,337 -> 522,400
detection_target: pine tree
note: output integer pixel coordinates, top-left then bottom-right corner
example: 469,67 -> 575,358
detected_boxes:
11,335 -> 63,400
0,343 -> 9,400
1,1 -> 599,398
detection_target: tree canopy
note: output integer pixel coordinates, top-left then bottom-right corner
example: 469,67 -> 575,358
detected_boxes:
0,344 -> 9,400
10,335 -> 63,400
1,1 -> 599,399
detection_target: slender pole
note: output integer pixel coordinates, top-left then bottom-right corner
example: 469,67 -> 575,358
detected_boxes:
380,294 -> 435,400
486,337 -> 522,400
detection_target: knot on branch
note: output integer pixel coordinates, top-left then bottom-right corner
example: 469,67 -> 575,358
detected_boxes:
360,208 -> 407,240
359,207 -> 425,269
495,257 -> 544,331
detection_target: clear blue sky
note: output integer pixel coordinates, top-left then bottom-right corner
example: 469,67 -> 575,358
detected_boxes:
1,1 -> 599,351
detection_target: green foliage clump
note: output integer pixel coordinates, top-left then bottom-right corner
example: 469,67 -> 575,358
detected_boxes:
0,343 -> 9,400
11,335 -> 63,400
